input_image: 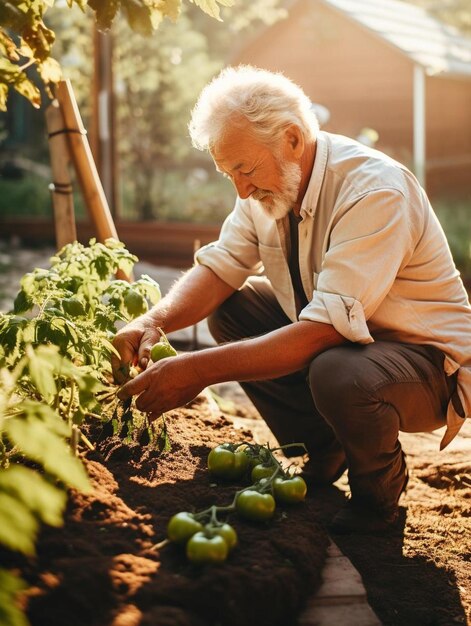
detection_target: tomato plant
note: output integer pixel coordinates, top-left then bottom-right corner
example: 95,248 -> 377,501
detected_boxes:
0,344 -> 91,626
0,238 -> 166,446
0,239 -> 176,626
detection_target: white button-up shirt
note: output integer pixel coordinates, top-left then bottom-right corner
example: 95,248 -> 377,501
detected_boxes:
196,131 -> 471,449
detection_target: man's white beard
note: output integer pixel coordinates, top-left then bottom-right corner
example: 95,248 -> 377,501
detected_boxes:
254,161 -> 302,220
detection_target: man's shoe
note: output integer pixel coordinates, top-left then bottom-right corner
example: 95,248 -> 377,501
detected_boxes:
329,499 -> 400,535
329,460 -> 410,535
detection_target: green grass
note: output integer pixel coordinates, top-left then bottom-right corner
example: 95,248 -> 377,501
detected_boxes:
0,174 -> 86,218
434,199 -> 471,282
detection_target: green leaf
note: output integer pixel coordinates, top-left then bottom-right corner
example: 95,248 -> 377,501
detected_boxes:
0,29 -> 19,61
116,256 -> 136,278
0,465 -> 67,527
13,74 -> 41,108
0,57 -> 21,81
0,317 -> 23,356
134,274 -> 161,304
0,492 -> 38,555
38,57 -> 62,83
157,0 -> 181,22
121,0 -> 153,35
26,345 -> 57,401
5,414 -> 90,492
88,0 -> 121,31
190,0 -> 233,20
13,290 -> 33,314
22,22 -> 55,62
69,0 -> 87,9
0,82 -> 8,111
0,569 -> 29,626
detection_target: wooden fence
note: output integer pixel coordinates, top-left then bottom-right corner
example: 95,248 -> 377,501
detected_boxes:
0,218 -> 221,268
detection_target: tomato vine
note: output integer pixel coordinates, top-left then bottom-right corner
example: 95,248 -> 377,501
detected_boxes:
0,238 -> 167,626
160,441 -> 308,564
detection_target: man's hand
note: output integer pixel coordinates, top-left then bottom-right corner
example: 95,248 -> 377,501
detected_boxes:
112,315 -> 162,384
117,353 -> 205,416
111,265 -> 235,384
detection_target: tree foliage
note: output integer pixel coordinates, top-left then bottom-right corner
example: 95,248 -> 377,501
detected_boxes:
0,0 -> 234,112
109,0 -> 285,219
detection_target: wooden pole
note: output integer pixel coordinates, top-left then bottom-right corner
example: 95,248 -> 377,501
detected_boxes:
45,99 -> 77,250
55,79 -> 132,281
55,79 -> 119,244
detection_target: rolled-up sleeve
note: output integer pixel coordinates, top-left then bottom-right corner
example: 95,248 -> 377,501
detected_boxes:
195,198 -> 263,290
302,292 -> 374,343
299,188 -> 414,343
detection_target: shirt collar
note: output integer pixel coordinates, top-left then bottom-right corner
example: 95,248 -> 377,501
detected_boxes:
300,131 -> 328,219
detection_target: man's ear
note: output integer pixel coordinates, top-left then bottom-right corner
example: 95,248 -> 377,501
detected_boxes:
283,124 -> 305,159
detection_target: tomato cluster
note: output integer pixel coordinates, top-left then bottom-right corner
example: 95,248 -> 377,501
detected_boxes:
166,512 -> 238,564
165,441 -> 308,565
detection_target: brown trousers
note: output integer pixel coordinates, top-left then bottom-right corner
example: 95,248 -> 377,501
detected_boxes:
207,277 -> 455,510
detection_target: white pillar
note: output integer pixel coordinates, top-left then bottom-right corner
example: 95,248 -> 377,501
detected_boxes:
413,64 -> 426,188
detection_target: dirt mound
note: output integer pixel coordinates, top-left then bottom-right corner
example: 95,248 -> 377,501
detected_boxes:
7,396 -> 329,626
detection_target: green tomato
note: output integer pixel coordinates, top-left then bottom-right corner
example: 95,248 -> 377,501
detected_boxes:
236,444 -> 260,470
167,512 -> 203,544
150,341 -> 177,362
124,290 -> 148,318
62,296 -> 85,317
273,476 -> 307,504
207,444 -> 250,480
251,463 -> 278,483
186,531 -> 228,564
236,490 -> 276,522
210,523 -> 238,551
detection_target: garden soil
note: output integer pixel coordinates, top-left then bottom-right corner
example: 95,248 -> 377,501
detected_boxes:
5,388 -> 471,626
5,393 -> 331,626
1,248 -> 470,625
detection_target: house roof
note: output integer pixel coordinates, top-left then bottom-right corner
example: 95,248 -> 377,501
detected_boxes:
320,0 -> 471,77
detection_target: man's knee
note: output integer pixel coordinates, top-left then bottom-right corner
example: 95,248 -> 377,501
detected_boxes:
309,347 -> 373,431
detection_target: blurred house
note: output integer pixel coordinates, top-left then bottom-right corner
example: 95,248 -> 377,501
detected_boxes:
231,0 -> 471,199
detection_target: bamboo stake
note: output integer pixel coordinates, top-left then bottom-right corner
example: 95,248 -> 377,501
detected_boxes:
55,79 -> 132,281
45,99 -> 77,250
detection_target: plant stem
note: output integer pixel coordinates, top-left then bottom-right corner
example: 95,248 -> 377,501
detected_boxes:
80,431 -> 95,451
65,379 -> 76,426
149,538 -> 170,552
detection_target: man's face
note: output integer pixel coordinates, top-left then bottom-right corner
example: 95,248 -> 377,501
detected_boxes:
211,123 -> 302,220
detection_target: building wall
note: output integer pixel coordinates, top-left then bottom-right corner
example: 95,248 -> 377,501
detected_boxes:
232,0 -> 471,198
233,0 -> 414,164
426,76 -> 471,198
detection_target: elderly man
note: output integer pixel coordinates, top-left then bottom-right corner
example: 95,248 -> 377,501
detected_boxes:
114,66 -> 470,534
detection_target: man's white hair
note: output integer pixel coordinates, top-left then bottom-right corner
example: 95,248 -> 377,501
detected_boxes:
188,65 -> 319,151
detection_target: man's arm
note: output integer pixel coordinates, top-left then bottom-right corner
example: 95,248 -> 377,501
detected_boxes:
118,319 -> 346,415
112,264 -> 235,380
